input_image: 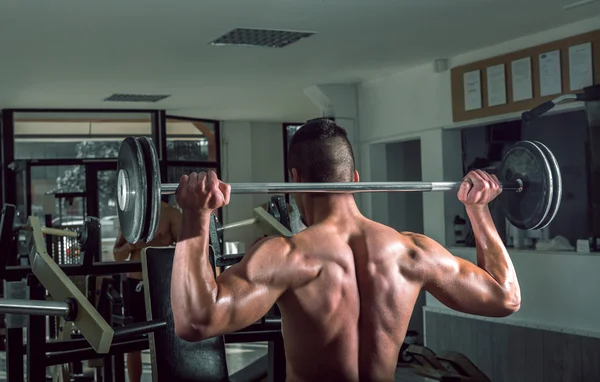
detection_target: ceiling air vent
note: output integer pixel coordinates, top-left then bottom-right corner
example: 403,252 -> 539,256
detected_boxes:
104,94 -> 171,103
210,28 -> 316,48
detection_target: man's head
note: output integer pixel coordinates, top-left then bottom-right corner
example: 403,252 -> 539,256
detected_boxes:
287,118 -> 356,183
287,119 -> 358,226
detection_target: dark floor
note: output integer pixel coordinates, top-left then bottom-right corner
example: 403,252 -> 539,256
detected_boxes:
0,343 -> 429,382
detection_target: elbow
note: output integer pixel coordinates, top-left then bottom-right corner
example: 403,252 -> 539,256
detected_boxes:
174,322 -> 204,342
497,289 -> 521,317
173,318 -> 208,342
173,311 -> 216,342
498,299 -> 520,317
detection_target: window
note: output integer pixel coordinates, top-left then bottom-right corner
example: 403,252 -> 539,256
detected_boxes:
29,165 -> 86,223
454,110 -> 590,250
163,117 -> 221,218
13,112 -> 152,159
166,118 -> 218,162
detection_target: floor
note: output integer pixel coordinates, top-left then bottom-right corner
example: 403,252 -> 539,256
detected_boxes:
0,343 -> 429,382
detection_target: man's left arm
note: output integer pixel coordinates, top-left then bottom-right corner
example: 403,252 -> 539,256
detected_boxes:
170,210 -> 292,342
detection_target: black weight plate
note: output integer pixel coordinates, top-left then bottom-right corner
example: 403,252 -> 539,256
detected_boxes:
499,141 -> 553,230
117,137 -> 147,243
532,141 -> 562,230
209,213 -> 223,262
137,137 -> 161,243
272,196 -> 291,231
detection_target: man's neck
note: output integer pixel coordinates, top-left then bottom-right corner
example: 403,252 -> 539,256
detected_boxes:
305,194 -> 362,226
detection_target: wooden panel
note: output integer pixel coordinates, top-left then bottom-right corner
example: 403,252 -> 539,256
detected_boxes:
580,336 -> 600,381
451,30 -> 600,122
453,316 -> 493,376
542,330 -> 584,382
504,325 -> 544,382
425,311 -> 600,382
431,310 -> 452,352
489,319 -> 511,381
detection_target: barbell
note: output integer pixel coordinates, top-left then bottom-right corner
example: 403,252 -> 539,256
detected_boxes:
117,137 -> 562,244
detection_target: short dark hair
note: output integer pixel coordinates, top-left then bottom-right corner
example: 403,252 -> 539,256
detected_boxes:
287,118 -> 355,182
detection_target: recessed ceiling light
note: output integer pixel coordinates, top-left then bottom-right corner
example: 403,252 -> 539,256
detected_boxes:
210,28 -> 316,48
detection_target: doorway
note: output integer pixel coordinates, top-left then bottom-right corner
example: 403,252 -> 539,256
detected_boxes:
385,139 -> 424,234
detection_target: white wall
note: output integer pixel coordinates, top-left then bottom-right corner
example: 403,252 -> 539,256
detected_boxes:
358,14 -> 600,145
250,122 -> 286,209
357,15 -> 600,334
220,121 -> 285,248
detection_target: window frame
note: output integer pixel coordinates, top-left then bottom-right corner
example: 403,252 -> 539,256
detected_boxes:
1,109 -> 223,228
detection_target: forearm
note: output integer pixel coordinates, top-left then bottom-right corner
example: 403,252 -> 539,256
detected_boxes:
467,206 -> 519,292
113,247 -> 130,262
171,211 -> 218,333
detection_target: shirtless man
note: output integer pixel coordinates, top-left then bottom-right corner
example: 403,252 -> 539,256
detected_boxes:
113,199 -> 181,382
170,119 -> 521,382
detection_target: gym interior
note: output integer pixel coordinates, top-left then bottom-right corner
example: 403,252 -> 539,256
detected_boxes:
1,1 -> 600,381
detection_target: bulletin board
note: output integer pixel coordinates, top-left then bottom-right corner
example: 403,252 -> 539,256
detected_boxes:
451,30 -> 600,123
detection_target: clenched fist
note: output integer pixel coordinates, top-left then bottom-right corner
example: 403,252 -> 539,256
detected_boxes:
458,170 -> 502,207
176,171 -> 231,213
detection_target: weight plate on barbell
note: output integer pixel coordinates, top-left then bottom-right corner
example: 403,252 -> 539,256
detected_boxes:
531,141 -> 562,230
499,140 -> 553,231
117,137 -> 147,244
137,137 -> 161,243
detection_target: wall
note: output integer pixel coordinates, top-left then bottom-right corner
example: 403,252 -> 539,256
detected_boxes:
358,15 -> 600,145
249,122 -> 286,209
220,121 -> 285,248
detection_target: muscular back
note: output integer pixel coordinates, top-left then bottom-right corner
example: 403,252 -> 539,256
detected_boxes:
278,218 -> 422,382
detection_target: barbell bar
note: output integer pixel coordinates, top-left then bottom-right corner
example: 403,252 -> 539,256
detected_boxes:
117,137 -> 562,244
157,180 -> 524,195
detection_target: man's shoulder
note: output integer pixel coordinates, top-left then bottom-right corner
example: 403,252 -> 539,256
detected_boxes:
250,235 -> 295,257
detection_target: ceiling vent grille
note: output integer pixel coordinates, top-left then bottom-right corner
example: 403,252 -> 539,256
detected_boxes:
104,94 -> 171,103
210,28 -> 316,48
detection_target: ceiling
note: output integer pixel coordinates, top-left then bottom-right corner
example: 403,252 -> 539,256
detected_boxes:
0,0 -> 598,122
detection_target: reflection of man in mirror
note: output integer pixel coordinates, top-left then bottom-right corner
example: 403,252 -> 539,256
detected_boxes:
112,196 -> 181,382
192,122 -> 216,162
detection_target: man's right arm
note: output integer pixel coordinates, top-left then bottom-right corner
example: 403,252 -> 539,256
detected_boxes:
113,230 -> 132,262
409,171 -> 521,318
